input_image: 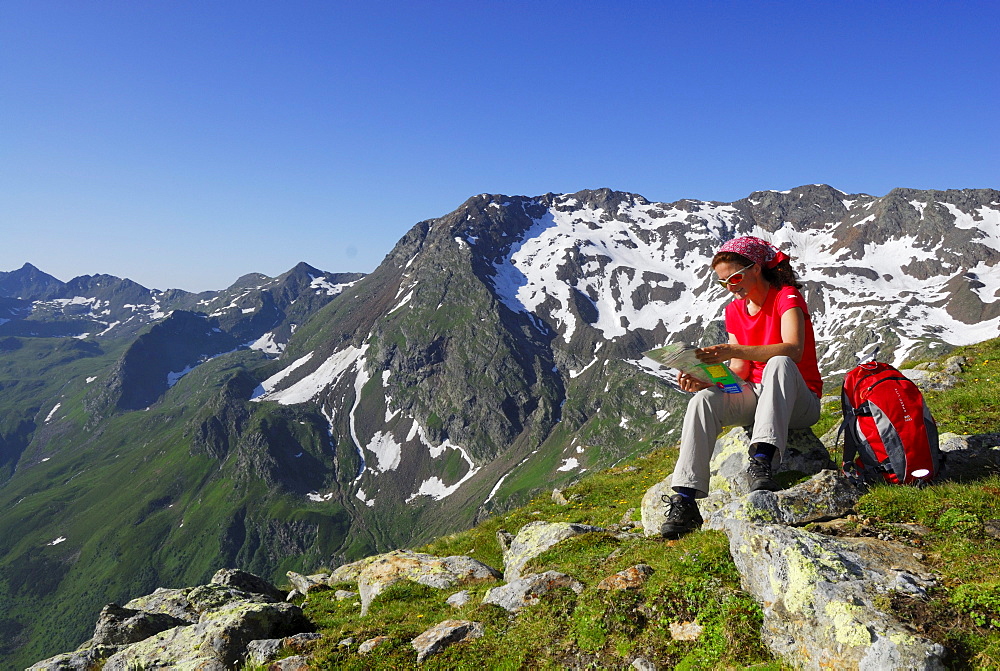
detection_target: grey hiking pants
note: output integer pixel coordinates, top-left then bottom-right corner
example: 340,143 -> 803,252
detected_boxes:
669,356 -> 821,498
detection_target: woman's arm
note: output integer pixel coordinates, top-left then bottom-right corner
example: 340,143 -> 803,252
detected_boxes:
698,307 -> 806,365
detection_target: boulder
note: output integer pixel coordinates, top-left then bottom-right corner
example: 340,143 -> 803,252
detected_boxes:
92,603 -> 190,646
285,571 -> 331,595
354,549 -> 501,615
27,645 -> 122,671
503,521 -> 605,580
124,586 -> 199,622
900,368 -> 959,391
102,597 -> 312,670
212,567 -> 287,602
411,619 -> 485,663
268,656 -> 311,670
483,571 -> 584,613
641,427 -> 835,536
723,517 -> 945,669
334,589 -> 358,601
703,470 -> 864,530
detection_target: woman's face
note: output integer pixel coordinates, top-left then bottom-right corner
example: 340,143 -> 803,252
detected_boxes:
713,260 -> 760,300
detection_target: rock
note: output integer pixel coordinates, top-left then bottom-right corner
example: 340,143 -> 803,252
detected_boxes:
597,564 -> 654,590
329,559 -> 368,584
285,571 -> 331,595
943,355 -> 966,375
286,589 -> 300,602
411,619 -> 485,663
641,427 -> 836,535
703,470 -> 864,530
268,655 -> 311,670
619,507 -> 637,526
102,594 -> 312,670
447,590 -> 472,607
900,368 -> 959,391
669,621 -> 703,641
631,656 -> 657,671
358,635 -> 390,655
247,633 -> 322,664
212,568 -> 287,602
723,518 -> 946,669
496,529 -> 514,554
124,586 -> 199,622
27,645 -> 122,671
936,431 -> 1000,479
334,589 -> 358,601
338,637 -> 354,647
985,519 -> 1000,541
483,571 -> 584,613
503,521 -> 605,580
552,488 -> 569,505
354,549 -> 501,615
92,603 -> 190,646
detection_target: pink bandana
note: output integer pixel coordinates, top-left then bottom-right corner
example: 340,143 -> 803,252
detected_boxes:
718,236 -> 789,269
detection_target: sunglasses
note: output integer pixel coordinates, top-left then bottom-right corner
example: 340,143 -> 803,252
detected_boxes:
716,262 -> 755,288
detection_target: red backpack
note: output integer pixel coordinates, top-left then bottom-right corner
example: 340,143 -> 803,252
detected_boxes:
840,361 -> 942,485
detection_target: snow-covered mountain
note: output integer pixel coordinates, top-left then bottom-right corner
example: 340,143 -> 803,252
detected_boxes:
252,184 -> 999,525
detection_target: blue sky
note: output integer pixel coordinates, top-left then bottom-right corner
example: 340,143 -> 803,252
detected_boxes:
2,1 -> 997,292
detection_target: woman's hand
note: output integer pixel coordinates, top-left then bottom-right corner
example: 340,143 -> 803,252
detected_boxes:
677,371 -> 712,393
696,344 -> 734,365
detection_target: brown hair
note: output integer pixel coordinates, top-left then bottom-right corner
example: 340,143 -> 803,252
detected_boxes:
711,251 -> 802,289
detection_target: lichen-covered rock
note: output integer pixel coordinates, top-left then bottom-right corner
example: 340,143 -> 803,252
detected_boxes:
411,619 -> 484,663
91,603 -> 190,646
483,571 -> 584,613
641,427 -> 835,535
268,655 -> 311,670
102,599 -> 312,670
354,549 -> 501,615
900,368 -> 960,391
703,470 -> 864,530
211,568 -> 287,602
503,521 -> 605,580
124,586 -> 199,622
27,644 -> 122,671
597,564 -> 654,590
334,589 -> 358,601
723,517 -> 945,669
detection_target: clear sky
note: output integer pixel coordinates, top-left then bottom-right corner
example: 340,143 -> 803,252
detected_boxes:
2,1 -> 997,292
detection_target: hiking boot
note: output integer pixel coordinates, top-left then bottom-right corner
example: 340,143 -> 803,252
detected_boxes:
746,456 -> 781,492
660,494 -> 703,539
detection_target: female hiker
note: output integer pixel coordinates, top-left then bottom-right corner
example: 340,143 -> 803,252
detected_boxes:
661,235 -> 823,539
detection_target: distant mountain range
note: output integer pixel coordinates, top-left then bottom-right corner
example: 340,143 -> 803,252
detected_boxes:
1,184 -> 998,666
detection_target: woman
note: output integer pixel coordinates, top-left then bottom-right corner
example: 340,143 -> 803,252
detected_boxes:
661,235 -> 823,539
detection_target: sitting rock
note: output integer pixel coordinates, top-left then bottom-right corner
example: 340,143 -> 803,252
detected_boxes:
503,521 -> 605,580
900,367 -> 959,391
354,549 -> 501,615
641,427 -> 834,536
703,470 -> 864,530
411,619 -> 484,663
212,568 -> 287,602
92,603 -> 190,646
28,644 -> 122,671
484,571 -> 584,613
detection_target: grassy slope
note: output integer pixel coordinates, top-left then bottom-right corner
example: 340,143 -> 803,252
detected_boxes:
291,336 -> 1000,670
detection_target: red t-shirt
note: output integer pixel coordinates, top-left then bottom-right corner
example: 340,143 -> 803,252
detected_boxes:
724,285 -> 823,397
